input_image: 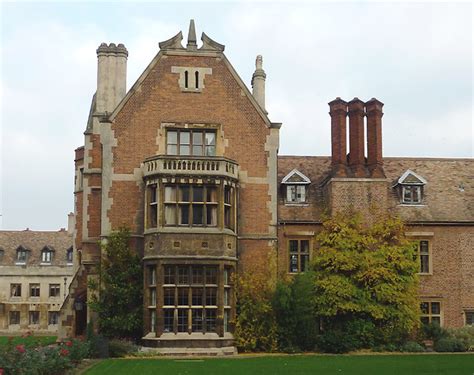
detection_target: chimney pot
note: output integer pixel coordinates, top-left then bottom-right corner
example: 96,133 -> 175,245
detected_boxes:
252,55 -> 267,113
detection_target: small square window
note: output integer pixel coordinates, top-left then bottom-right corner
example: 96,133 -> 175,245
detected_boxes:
66,248 -> 73,263
11,283 -> 22,297
402,185 -> 422,204
49,284 -> 60,298
29,311 -> 40,325
30,284 -> 40,297
420,301 -> 442,326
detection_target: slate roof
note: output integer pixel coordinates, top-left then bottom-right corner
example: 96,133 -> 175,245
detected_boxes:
278,156 -> 474,223
0,229 -> 73,266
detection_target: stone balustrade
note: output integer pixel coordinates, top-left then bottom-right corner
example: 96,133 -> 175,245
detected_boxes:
143,155 -> 238,179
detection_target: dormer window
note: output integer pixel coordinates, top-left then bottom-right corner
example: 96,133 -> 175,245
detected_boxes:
16,246 -> 28,264
281,169 -> 311,204
41,246 -> 54,264
395,169 -> 427,205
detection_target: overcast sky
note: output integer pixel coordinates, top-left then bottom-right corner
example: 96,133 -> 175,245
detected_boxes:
0,1 -> 472,230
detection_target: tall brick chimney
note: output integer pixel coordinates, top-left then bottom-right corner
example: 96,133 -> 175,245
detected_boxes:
365,98 -> 385,177
347,98 -> 365,177
252,55 -> 267,113
329,98 -> 348,176
96,43 -> 128,114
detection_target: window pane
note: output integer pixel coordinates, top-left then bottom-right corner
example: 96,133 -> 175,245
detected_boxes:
205,146 -> 216,156
205,132 -> 215,146
180,145 -> 190,155
420,255 -> 430,273
179,205 -> 189,225
205,268 -> 217,284
224,310 -> 229,333
206,288 -> 217,306
150,310 -> 156,332
193,132 -> 203,145
165,186 -> 176,202
179,187 -> 190,202
164,288 -> 175,305
431,302 -> 441,315
164,309 -> 174,333
192,145 -> 203,156
420,317 -> 430,326
420,241 -> 429,254
289,240 -> 298,253
207,187 -> 217,202
300,254 -> 309,272
289,254 -> 298,273
193,186 -> 204,202
150,289 -> 156,306
206,309 -> 216,332
178,309 -> 188,332
178,267 -> 189,285
178,288 -> 189,306
164,206 -> 176,225
164,266 -> 175,284
167,145 -> 177,155
431,317 -> 441,326
413,187 -> 421,203
192,309 -> 203,332
193,205 -> 203,225
180,132 -> 190,144
466,312 -> 474,325
192,288 -> 204,306
192,268 -> 204,284
300,240 -> 309,253
420,302 -> 429,314
224,289 -> 230,306
207,206 -> 217,226
167,131 -> 177,145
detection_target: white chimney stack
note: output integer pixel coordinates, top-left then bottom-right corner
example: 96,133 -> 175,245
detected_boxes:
252,55 -> 267,113
96,43 -> 128,114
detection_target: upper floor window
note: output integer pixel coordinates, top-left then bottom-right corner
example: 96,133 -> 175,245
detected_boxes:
396,169 -> 427,205
30,283 -> 40,297
41,247 -> 54,264
66,247 -> 73,264
417,240 -> 431,274
164,185 -> 218,227
16,246 -> 28,264
281,169 -> 311,204
289,239 -> 310,273
0,248 -> 4,263
167,129 -> 216,157
11,283 -> 22,297
49,284 -> 61,298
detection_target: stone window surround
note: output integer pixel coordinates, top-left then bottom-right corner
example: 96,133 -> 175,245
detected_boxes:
420,300 -> 443,327
281,169 -> 311,206
464,310 -> 474,326
406,233 -> 434,276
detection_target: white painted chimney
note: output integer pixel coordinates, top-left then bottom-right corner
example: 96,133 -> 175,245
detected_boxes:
96,43 -> 128,114
251,55 -> 266,113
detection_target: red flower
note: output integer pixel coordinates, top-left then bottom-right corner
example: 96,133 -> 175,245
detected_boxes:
15,345 -> 25,353
60,349 -> 69,356
65,341 -> 73,347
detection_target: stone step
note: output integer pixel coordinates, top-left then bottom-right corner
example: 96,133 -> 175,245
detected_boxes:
140,346 -> 237,357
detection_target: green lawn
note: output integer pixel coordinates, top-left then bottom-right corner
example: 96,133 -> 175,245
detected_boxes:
0,335 -> 57,348
85,354 -> 474,375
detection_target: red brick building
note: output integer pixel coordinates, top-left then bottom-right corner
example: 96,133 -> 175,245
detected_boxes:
61,21 -> 474,350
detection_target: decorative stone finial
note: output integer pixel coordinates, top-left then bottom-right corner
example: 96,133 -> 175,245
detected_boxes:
187,19 -> 197,50
256,55 -> 263,70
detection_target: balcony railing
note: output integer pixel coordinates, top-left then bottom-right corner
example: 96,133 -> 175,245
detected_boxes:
143,155 -> 238,180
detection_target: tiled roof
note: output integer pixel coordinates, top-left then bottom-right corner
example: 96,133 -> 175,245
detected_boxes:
278,156 -> 474,223
0,229 -> 73,266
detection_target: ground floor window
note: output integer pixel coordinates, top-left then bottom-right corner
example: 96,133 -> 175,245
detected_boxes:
465,310 -> 474,326
48,311 -> 59,325
289,239 -> 310,273
29,311 -> 40,325
9,311 -> 20,325
420,301 -> 441,326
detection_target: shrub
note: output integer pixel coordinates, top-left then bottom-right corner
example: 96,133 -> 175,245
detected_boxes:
316,328 -> 357,353
422,323 -> 448,341
447,326 -> 474,351
434,337 -> 468,352
108,339 -> 139,357
400,341 -> 425,352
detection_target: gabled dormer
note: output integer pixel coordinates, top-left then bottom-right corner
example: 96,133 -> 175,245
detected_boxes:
281,169 -> 311,204
395,169 -> 427,205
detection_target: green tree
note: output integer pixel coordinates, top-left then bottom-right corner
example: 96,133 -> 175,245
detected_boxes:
89,228 -> 143,340
312,214 -> 419,349
234,272 -> 278,352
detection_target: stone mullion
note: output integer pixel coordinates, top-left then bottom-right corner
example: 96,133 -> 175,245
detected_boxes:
217,263 -> 224,336
156,260 -> 163,337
